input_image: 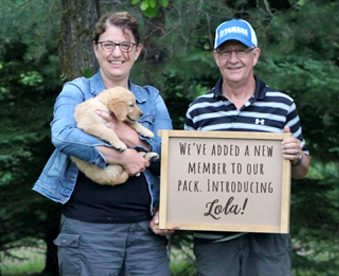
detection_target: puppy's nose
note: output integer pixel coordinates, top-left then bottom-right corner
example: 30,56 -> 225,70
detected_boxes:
139,111 -> 143,117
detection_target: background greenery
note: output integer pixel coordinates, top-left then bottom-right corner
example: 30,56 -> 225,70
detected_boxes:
0,0 -> 338,275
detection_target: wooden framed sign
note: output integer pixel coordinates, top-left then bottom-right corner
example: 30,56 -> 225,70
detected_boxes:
158,130 -> 292,233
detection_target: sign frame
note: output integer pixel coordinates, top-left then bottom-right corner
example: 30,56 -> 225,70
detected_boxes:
158,130 -> 292,233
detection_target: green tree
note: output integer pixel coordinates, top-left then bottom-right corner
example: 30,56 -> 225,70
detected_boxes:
1,0 -> 339,275
253,1 -> 339,274
0,1 -> 62,274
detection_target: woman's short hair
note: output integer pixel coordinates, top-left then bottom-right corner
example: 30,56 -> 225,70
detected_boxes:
93,11 -> 140,44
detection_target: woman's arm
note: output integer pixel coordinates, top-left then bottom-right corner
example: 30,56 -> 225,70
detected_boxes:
51,82 -> 109,168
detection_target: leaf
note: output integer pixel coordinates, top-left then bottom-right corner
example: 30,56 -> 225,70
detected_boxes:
143,6 -> 158,18
298,0 -> 306,6
140,1 -> 149,11
158,0 -> 168,7
149,0 -> 156,8
131,0 -> 140,4
83,68 -> 92,78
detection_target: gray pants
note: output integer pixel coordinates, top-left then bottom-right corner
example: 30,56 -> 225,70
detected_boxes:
54,215 -> 170,276
194,233 -> 293,276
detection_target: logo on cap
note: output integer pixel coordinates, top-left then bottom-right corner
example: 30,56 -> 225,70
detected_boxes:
214,19 -> 258,49
219,27 -> 248,39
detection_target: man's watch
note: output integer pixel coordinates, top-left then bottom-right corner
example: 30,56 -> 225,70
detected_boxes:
292,153 -> 303,167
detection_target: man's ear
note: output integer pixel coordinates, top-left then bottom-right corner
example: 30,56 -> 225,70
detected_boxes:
213,50 -> 221,68
107,100 -> 128,122
252,47 -> 261,67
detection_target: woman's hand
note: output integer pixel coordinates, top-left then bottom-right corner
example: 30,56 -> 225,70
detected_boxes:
96,146 -> 150,176
120,148 -> 150,176
149,211 -> 176,236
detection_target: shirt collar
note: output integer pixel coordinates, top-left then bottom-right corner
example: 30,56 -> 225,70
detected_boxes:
213,75 -> 267,101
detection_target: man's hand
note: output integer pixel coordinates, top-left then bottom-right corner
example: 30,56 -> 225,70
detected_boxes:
282,125 -> 310,179
282,126 -> 302,165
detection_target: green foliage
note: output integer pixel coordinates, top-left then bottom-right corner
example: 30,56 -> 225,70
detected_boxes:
1,0 -> 339,275
291,173 -> 339,275
131,0 -> 168,18
254,0 -> 339,163
0,0 -> 62,271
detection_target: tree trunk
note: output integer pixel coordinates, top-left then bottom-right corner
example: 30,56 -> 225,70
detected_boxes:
43,206 -> 61,275
141,8 -> 167,93
59,0 -> 101,81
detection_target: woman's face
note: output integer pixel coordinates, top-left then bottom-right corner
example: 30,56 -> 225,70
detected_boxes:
93,25 -> 142,86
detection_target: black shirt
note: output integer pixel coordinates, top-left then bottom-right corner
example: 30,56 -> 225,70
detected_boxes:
62,171 -> 151,223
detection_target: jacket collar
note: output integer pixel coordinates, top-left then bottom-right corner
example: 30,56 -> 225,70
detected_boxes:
89,71 -> 146,104
89,71 -> 106,96
129,80 -> 146,104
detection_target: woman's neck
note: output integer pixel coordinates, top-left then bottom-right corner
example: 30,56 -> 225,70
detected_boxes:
101,71 -> 129,90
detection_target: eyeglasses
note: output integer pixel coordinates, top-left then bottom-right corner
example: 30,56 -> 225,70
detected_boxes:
216,47 -> 255,58
97,40 -> 136,52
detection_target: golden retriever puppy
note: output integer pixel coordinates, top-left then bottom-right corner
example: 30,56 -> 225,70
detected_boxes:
70,87 -> 158,186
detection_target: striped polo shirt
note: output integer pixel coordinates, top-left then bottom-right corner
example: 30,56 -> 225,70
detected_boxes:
184,76 -> 308,243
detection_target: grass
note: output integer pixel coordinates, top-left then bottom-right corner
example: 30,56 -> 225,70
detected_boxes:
170,247 -> 196,275
0,245 -> 196,276
0,247 -> 45,276
1,242 -> 338,276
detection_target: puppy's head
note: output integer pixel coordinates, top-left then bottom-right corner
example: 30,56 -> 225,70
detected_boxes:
102,87 -> 143,122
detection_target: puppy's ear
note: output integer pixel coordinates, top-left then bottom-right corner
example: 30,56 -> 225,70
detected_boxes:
107,99 -> 128,122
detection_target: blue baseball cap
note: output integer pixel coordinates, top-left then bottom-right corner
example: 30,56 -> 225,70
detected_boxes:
214,19 -> 258,49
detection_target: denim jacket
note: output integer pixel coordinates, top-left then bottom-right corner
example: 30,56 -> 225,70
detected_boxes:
33,71 -> 172,215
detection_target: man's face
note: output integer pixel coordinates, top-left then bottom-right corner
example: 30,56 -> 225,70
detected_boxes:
213,40 -> 260,86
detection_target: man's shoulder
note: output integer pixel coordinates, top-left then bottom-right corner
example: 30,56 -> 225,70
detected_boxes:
263,87 -> 295,104
257,79 -> 295,105
190,88 -> 216,104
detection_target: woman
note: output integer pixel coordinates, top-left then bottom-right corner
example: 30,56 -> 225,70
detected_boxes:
34,11 -> 173,275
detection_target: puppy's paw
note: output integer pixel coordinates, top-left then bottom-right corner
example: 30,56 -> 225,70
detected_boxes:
113,142 -> 127,152
145,152 -> 159,162
138,129 -> 154,139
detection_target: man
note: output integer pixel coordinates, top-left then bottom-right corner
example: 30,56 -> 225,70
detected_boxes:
185,19 -> 311,276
